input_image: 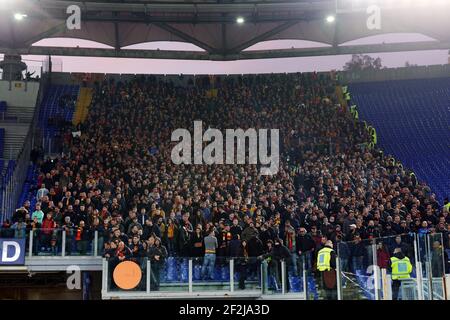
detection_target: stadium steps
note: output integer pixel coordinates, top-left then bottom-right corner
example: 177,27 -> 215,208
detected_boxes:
13,84 -> 79,209
0,123 -> 30,159
72,87 -> 93,125
340,273 -> 371,300
0,104 -> 35,123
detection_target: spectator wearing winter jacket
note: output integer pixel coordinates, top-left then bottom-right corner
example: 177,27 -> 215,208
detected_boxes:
259,238 -> 292,291
142,219 -> 160,240
377,242 -> 391,269
350,235 -> 365,272
296,227 -> 316,270
230,218 -> 243,239
163,218 -> 178,255
259,222 -> 276,250
190,226 -> 204,257
12,207 -> 28,224
40,212 -> 56,251
12,219 -> 27,239
241,221 -> 259,242
228,234 -> 242,257
129,235 -> 145,261
75,220 -> 91,255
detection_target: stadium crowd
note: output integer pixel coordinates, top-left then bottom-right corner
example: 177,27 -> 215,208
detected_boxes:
1,73 -> 449,285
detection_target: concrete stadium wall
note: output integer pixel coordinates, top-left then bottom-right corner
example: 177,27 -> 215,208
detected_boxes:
48,64 -> 450,86
339,64 -> 450,83
0,81 -> 40,108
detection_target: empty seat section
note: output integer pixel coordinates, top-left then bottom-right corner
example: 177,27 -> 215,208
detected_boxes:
349,77 -> 450,203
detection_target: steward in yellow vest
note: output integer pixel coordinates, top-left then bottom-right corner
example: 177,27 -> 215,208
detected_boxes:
444,201 -> 450,213
389,248 -> 413,300
317,242 -> 336,271
317,240 -> 337,299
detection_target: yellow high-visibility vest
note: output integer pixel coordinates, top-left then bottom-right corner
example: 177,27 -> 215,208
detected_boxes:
317,247 -> 333,271
390,256 -> 412,280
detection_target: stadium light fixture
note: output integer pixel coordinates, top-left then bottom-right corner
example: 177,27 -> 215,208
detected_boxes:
326,15 -> 335,23
236,16 -> 245,24
14,13 -> 27,21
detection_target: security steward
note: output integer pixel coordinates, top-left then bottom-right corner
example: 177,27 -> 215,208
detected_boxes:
317,240 -> 337,299
389,247 -> 413,300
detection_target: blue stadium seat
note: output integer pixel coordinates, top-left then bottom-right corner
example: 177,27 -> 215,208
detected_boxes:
0,101 -> 7,113
349,77 -> 450,203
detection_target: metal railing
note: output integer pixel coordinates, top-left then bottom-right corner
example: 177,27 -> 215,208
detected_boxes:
25,228 -> 101,258
0,71 -> 48,222
101,254 -> 311,299
336,233 -> 448,300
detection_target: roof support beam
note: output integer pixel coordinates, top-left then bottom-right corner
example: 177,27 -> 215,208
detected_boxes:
0,46 -> 212,60
2,41 -> 449,61
228,20 -> 299,53
22,22 -> 68,47
221,13 -> 227,54
114,12 -> 120,50
23,13 -> 318,25
152,22 -> 217,53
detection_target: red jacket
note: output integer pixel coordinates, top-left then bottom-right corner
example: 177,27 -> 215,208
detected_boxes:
41,218 -> 56,235
377,249 -> 390,269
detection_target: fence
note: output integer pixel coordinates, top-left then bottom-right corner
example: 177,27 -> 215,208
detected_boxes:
0,70 -> 49,222
102,253 -> 314,299
336,233 -> 447,300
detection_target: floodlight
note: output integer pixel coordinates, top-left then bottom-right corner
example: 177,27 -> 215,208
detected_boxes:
326,15 -> 335,23
14,13 -> 27,21
236,16 -> 245,24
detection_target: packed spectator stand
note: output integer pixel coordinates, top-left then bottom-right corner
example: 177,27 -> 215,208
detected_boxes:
0,72 -> 449,296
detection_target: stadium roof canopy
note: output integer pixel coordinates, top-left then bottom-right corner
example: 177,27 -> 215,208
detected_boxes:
1,0 -> 450,60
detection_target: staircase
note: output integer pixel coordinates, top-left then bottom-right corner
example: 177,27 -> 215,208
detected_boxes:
0,104 -> 36,122
0,123 -> 30,160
